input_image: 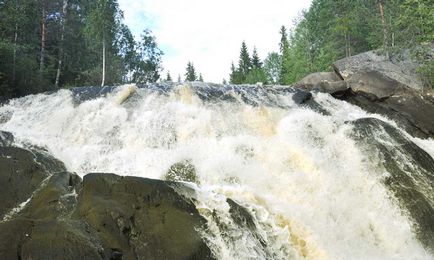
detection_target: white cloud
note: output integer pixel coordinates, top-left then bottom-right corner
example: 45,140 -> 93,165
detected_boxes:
119,0 -> 312,83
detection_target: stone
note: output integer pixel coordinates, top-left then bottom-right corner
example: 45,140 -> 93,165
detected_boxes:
164,160 -> 200,184
0,142 -> 214,259
350,117 -> 434,251
333,49 -> 426,90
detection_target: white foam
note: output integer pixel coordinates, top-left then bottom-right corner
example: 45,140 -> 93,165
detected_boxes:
0,85 -> 431,259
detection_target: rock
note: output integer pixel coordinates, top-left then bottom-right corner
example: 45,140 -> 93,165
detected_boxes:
343,90 -> 434,138
0,131 -> 14,146
292,90 -> 312,104
164,160 -> 200,184
0,142 -> 214,259
350,117 -> 434,251
333,49 -> 426,90
0,146 -> 50,218
295,72 -> 349,95
73,173 -> 213,260
329,48 -> 434,138
346,70 -> 406,100
296,72 -> 342,86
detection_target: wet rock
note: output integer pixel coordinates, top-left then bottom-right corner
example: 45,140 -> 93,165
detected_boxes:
74,173 -> 213,260
343,90 -> 434,138
0,146 -> 50,218
350,117 -> 434,251
292,90 -> 312,104
164,160 -> 200,184
0,131 -> 14,146
0,143 -> 214,259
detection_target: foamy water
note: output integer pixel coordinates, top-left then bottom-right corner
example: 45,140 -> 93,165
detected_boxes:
0,84 -> 432,259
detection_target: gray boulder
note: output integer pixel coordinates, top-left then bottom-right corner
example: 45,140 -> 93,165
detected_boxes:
333,49 -> 426,90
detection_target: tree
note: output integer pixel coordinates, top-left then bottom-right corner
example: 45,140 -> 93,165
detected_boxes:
251,47 -> 262,68
263,52 -> 281,84
229,62 -> 243,84
132,29 -> 163,83
55,0 -> 68,88
166,71 -> 172,81
198,73 -> 203,82
84,0 -> 120,86
238,41 -> 252,77
279,25 -> 291,84
185,62 -> 197,81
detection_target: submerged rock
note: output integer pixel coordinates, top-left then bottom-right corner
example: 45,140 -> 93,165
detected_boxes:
350,117 -> 434,251
0,137 -> 214,260
164,160 -> 200,184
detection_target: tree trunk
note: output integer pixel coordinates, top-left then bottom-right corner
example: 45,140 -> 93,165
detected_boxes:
101,37 -> 106,87
378,2 -> 389,59
39,0 -> 47,72
55,0 -> 68,88
13,22 -> 18,84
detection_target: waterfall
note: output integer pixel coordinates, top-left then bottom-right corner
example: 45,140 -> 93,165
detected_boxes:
0,83 -> 432,259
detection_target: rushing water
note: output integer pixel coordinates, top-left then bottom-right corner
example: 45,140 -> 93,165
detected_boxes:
0,83 -> 433,259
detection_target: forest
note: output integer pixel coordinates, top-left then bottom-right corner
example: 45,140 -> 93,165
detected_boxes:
0,0 -> 433,99
0,0 -> 163,98
229,0 -> 433,87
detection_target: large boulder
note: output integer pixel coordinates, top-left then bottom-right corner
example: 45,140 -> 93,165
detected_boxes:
73,173 -> 213,260
0,136 -> 214,260
346,70 -> 406,100
295,72 -> 348,94
333,49 -> 426,90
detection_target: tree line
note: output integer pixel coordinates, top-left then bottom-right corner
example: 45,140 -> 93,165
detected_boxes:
229,0 -> 433,87
0,0 -> 163,98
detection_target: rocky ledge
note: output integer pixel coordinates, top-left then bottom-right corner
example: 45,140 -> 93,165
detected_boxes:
0,132 -> 214,260
296,48 -> 434,139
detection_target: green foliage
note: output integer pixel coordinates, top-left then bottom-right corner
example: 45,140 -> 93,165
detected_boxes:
230,0 -> 434,87
185,62 -> 197,81
263,52 -> 281,84
0,0 -> 163,98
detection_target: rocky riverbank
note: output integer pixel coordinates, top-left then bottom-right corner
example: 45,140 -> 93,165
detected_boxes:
296,49 -> 434,139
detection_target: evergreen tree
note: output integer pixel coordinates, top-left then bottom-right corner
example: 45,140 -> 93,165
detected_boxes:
251,47 -> 262,68
238,41 -> 252,78
229,62 -> 243,84
185,62 -> 197,81
198,73 -> 203,82
166,71 -> 172,82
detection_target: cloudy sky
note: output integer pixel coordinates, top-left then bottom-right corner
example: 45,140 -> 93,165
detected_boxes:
118,0 -> 312,83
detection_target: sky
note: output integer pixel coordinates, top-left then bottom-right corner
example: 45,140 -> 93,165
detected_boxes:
118,0 -> 312,83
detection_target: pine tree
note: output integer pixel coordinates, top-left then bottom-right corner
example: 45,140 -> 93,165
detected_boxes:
229,62 -> 243,84
251,47 -> 262,68
198,73 -> 203,82
166,71 -> 172,81
185,62 -> 197,81
238,41 -> 252,78
279,26 -> 289,54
